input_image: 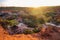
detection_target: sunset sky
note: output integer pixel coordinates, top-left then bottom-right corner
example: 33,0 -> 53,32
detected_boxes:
0,0 -> 60,7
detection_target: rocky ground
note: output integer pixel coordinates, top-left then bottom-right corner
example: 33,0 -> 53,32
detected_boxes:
0,25 -> 60,40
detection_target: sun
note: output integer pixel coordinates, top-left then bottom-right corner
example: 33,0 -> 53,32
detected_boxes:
32,6 -> 39,8
33,7 -> 38,8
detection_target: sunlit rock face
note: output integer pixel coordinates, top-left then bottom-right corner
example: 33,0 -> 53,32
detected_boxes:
7,23 -> 34,35
7,23 -> 27,34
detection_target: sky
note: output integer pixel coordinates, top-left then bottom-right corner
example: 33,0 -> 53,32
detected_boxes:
0,0 -> 60,7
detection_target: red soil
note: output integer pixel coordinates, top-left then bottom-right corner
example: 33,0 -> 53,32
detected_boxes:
0,25 -> 60,40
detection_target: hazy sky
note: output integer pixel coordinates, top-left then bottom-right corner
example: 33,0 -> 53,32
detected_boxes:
0,0 -> 60,7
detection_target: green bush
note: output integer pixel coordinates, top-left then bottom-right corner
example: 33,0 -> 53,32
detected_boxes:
8,20 -> 19,26
39,18 -> 45,24
23,18 -> 37,28
33,28 -> 40,33
23,29 -> 33,34
44,12 -> 56,22
0,19 -> 19,29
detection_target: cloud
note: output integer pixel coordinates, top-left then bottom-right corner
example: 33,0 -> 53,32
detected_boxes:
1,0 -> 60,7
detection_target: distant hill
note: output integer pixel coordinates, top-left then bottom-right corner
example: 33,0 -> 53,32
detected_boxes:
0,6 -> 60,12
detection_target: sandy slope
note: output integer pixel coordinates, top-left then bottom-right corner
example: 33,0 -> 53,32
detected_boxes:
0,25 -> 60,40
0,26 -> 39,40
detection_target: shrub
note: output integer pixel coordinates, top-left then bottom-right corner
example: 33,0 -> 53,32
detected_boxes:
23,29 -> 33,34
23,18 -> 37,28
7,20 -> 19,26
33,28 -> 40,33
39,18 -> 45,24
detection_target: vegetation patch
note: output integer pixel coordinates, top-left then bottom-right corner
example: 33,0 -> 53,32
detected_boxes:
0,7 -> 60,35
